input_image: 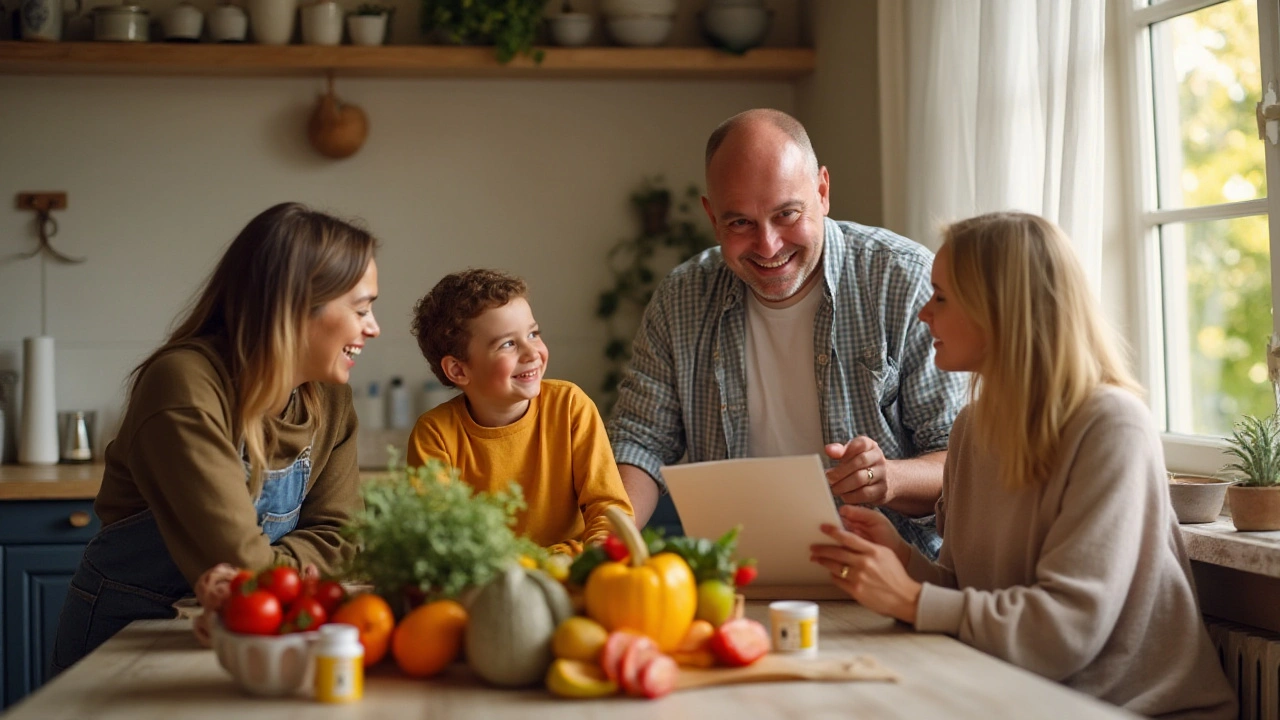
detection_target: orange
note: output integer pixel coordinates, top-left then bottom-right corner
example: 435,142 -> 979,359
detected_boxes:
391,599 -> 469,678
331,593 -> 396,667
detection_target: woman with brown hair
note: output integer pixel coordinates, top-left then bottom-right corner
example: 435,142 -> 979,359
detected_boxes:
811,212 -> 1235,719
52,202 -> 381,671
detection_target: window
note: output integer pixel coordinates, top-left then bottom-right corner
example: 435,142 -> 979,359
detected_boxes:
1120,0 -> 1280,450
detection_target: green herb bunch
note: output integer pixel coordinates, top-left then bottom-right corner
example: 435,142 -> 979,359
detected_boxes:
342,457 -> 543,602
1223,413 -> 1280,487
421,0 -> 545,64
568,525 -> 751,586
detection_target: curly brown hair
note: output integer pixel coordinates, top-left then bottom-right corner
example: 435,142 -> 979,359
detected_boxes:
411,268 -> 528,387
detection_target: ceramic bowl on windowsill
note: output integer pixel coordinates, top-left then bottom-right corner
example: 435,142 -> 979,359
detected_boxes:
1167,474 -> 1236,524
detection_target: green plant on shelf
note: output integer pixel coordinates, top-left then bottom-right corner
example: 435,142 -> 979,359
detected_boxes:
1222,413 -> 1280,487
596,176 -> 715,412
354,2 -> 394,15
420,0 -> 545,64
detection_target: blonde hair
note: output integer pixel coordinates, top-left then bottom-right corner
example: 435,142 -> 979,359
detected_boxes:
132,202 -> 377,497
943,212 -> 1141,489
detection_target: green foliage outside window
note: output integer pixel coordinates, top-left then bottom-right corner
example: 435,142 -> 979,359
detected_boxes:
1171,0 -> 1275,433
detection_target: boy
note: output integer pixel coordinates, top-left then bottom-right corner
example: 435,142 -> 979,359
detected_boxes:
407,269 -> 634,552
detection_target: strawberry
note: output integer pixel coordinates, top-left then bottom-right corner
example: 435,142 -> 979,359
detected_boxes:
733,563 -> 758,587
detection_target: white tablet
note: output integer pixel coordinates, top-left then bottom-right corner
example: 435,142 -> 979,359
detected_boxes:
661,454 -> 842,590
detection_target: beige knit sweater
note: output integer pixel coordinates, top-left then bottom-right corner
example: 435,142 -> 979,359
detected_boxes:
906,386 -> 1236,719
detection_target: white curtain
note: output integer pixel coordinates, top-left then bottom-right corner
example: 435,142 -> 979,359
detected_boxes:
879,0 -> 1106,291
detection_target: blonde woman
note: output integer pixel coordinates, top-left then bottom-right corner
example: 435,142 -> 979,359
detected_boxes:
810,212 -> 1235,719
52,202 -> 381,672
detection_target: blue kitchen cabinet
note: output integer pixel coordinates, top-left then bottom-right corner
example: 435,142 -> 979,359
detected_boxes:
0,499 -> 99,709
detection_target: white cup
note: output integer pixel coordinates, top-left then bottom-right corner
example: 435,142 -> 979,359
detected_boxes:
768,600 -> 818,656
300,0 -> 341,45
248,0 -> 297,44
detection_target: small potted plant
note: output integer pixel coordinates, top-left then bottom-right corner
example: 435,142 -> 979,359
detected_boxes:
1221,413 -> 1280,531
347,2 -> 392,45
421,0 -> 545,63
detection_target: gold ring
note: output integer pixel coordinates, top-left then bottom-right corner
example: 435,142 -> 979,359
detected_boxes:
866,468 -> 875,483
839,565 -> 849,579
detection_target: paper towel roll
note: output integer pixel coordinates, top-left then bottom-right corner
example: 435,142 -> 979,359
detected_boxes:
19,336 -> 59,465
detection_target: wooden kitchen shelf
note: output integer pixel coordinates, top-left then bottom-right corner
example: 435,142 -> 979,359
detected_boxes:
0,41 -> 814,79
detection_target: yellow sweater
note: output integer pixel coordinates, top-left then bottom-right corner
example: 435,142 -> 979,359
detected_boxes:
405,379 -> 633,549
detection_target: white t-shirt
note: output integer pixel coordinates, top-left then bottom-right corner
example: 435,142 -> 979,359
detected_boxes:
744,284 -> 825,458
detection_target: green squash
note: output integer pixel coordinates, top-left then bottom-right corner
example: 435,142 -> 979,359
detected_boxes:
465,565 -> 573,687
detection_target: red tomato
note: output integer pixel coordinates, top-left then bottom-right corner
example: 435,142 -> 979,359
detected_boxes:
733,564 -> 758,587
256,566 -> 301,607
709,618 -> 770,667
601,535 -> 630,562
305,579 -> 347,616
280,596 -> 328,633
228,569 -> 256,596
222,590 -> 283,635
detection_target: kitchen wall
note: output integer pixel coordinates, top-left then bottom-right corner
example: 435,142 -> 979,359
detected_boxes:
0,1 -> 882,462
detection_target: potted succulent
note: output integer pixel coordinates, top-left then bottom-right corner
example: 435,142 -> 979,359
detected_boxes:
347,2 -> 392,45
1221,413 -> 1280,531
421,0 -> 545,63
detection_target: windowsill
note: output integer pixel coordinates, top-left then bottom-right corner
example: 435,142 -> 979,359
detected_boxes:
1179,516 -> 1280,580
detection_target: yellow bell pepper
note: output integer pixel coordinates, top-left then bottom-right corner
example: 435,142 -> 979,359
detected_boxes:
584,507 -> 696,651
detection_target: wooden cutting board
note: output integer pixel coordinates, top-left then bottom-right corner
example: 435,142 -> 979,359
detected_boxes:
674,653 -> 898,692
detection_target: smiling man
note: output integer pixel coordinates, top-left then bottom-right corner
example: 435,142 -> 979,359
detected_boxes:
607,109 -> 967,558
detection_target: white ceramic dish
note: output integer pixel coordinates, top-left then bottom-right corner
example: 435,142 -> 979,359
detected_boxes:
702,5 -> 771,52
547,12 -> 592,47
211,620 -> 320,697
605,14 -> 673,47
1167,474 -> 1235,524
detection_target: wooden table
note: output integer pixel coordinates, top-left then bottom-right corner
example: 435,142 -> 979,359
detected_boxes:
5,601 -> 1136,719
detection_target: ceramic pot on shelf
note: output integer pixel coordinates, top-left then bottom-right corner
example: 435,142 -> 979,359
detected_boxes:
162,1 -> 203,41
299,0 -> 340,44
248,0 -> 296,44
207,2 -> 247,41
346,12 -> 387,46
19,0 -> 81,41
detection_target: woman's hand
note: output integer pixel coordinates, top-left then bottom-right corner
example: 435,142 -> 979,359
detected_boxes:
836,505 -> 912,566
811,521 -> 923,625
191,563 -> 239,648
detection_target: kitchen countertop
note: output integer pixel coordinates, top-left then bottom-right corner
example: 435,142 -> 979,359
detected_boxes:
2,601 -> 1136,720
0,463 -> 105,500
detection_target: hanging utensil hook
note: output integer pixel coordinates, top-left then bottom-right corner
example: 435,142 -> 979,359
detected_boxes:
10,193 -> 85,264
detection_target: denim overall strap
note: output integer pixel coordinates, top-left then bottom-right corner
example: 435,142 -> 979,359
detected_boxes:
249,443 -> 312,543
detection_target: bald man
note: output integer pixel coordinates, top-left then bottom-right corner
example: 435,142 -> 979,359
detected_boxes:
607,109 -> 966,558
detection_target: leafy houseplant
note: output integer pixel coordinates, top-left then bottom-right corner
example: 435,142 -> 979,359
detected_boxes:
596,177 -> 715,411
1221,413 -> 1280,530
341,456 -> 543,609
421,0 -> 545,64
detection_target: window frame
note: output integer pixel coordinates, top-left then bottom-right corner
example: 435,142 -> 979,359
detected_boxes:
1116,0 -> 1280,471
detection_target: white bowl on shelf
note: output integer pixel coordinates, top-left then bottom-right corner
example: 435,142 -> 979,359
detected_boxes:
605,14 -> 673,47
601,0 -> 677,17
702,5 -> 771,52
547,12 -> 592,47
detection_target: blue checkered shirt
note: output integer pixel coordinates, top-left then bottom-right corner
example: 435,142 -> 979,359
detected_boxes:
608,218 -> 969,559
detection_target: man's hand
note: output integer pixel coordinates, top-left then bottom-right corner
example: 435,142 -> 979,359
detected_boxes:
825,436 -> 889,506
